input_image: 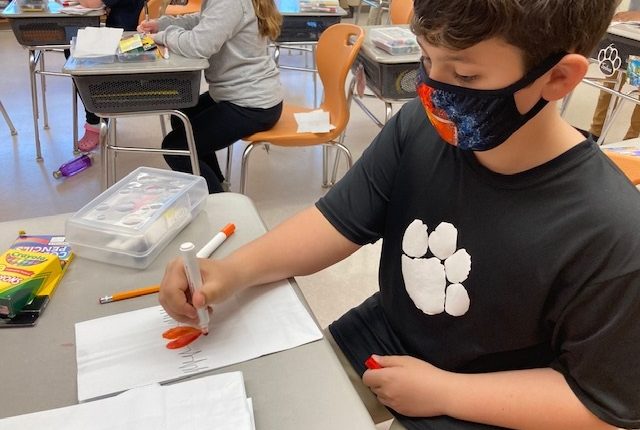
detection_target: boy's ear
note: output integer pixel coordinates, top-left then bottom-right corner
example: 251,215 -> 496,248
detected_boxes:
540,54 -> 589,101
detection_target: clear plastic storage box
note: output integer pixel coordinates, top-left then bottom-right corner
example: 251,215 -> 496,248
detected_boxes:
370,27 -> 420,56
65,167 -> 208,269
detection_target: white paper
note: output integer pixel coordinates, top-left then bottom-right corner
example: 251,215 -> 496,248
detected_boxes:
76,279 -> 323,402
0,372 -> 252,430
72,27 -> 123,58
60,4 -> 104,15
294,109 -> 336,133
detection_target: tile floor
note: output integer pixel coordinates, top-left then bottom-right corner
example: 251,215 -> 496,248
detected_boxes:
0,17 -> 634,430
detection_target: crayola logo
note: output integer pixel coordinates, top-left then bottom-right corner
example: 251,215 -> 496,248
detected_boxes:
4,250 -> 48,267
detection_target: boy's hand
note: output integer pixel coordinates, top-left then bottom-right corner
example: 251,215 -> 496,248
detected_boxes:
137,19 -> 159,34
159,257 -> 236,325
362,355 -> 450,417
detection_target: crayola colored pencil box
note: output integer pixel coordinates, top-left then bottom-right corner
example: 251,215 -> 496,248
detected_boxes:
0,249 -> 63,319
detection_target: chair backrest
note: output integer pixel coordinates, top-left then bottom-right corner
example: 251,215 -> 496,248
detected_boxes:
165,0 -> 201,16
316,23 -> 365,135
606,151 -> 640,185
138,0 -> 169,24
389,0 -> 414,25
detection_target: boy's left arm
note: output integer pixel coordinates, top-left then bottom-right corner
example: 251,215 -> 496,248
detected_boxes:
362,355 -> 616,429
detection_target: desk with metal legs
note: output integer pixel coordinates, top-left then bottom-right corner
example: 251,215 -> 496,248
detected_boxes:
1,0 -> 102,160
0,193 -> 377,429
63,54 -> 209,188
352,25 -> 419,128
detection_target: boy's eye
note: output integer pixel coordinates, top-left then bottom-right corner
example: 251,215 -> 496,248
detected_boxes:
454,73 -> 478,83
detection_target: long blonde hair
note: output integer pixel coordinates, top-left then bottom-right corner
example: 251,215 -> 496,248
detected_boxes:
252,0 -> 282,41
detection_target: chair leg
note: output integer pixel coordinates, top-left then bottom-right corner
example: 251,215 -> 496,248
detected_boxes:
384,102 -> 393,123
40,51 -> 49,129
72,80 -> 79,153
598,99 -> 628,145
322,146 -> 330,187
160,115 -> 167,137
240,143 -> 259,194
559,90 -> 575,117
99,118 -> 109,189
0,100 -> 17,136
354,1 -> 363,24
223,143 -> 233,191
323,137 -> 353,188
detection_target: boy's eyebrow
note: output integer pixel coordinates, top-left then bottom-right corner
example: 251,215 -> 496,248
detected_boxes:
442,53 -> 472,62
416,38 -> 474,63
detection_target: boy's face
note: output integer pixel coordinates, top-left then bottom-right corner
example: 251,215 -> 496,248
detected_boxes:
415,36 -> 563,151
417,36 -> 545,114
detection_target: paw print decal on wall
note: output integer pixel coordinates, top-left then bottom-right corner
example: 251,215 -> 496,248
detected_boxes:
597,44 -> 622,77
401,220 -> 471,316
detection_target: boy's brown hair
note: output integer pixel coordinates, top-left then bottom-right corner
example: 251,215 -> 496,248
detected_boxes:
411,0 -> 618,70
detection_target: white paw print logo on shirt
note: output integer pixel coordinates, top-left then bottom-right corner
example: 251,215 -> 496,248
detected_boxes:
401,220 -> 471,316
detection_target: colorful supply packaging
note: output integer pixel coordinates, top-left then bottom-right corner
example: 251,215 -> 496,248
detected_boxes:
0,249 -> 63,319
628,55 -> 640,87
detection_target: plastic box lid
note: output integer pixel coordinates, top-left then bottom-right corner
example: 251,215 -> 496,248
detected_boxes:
370,27 -> 420,56
65,167 -> 208,269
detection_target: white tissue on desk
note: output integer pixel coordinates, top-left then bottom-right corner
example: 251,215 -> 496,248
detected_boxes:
59,4 -> 104,14
72,27 -> 123,58
294,109 -> 336,133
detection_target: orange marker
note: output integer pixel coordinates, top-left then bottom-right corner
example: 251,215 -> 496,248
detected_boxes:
99,285 -> 160,304
195,223 -> 235,258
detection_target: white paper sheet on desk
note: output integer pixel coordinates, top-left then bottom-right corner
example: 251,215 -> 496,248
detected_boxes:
60,4 -> 104,14
294,109 -> 336,133
0,372 -> 253,430
76,279 -> 323,402
72,27 -> 122,58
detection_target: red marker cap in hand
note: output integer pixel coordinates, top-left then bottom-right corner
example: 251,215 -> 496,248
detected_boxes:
365,355 -> 382,369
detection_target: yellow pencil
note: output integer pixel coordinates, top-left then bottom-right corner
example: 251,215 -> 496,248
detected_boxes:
99,285 -> 160,304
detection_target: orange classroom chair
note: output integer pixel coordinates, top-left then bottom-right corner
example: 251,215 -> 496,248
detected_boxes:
165,0 -> 201,16
605,151 -> 640,185
138,0 -> 169,24
238,23 -> 365,194
389,0 -> 413,25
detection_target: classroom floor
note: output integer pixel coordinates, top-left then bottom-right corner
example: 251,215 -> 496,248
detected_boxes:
0,19 -> 634,430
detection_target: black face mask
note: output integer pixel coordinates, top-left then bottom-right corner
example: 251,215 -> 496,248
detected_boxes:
416,52 -> 567,151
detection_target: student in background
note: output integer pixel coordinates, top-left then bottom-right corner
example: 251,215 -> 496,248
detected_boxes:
160,0 -> 640,429
137,0 -> 283,193
338,0 -> 360,18
587,1 -> 640,141
68,0 -> 145,151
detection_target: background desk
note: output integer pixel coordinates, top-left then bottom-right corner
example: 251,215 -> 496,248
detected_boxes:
1,0 -> 102,160
63,53 -> 209,188
276,0 -> 345,44
0,193 -> 376,429
352,25 -> 420,127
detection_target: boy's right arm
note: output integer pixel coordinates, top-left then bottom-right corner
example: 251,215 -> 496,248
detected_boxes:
159,206 -> 361,325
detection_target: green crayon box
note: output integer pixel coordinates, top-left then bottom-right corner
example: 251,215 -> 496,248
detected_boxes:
0,249 -> 62,318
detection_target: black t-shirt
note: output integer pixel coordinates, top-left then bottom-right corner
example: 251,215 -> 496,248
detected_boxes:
317,99 -> 640,429
102,0 -> 145,30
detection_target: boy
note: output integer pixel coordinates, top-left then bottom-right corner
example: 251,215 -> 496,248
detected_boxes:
159,0 -> 640,428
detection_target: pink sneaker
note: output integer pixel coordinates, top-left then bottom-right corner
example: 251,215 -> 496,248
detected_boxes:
78,123 -> 100,152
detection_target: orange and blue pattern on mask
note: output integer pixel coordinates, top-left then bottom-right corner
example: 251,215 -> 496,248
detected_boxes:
416,79 -> 459,146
